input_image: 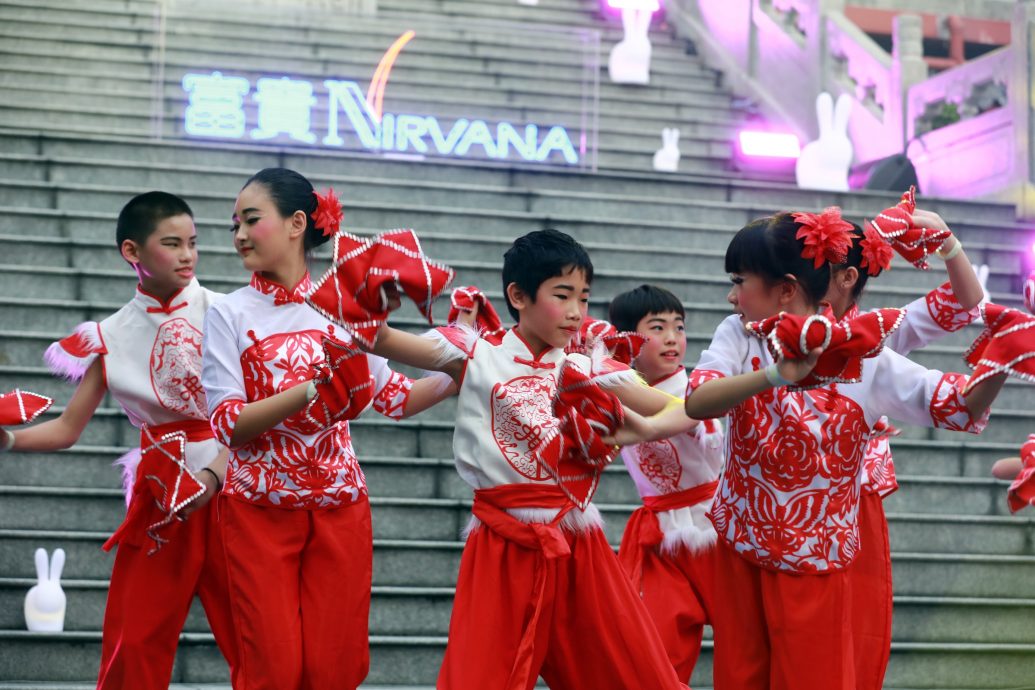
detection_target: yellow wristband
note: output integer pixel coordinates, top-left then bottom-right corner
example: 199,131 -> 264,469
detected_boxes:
937,237 -> 963,261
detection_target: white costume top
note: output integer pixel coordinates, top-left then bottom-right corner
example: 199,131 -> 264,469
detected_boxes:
201,272 -> 411,510
859,281 -> 978,496
46,278 -> 223,473
620,368 -> 724,552
688,313 -> 987,573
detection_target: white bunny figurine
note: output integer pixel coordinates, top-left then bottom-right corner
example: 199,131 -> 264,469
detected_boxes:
24,547 -> 66,632
795,92 -> 854,192
972,263 -> 991,306
608,7 -> 654,85
652,127 -> 680,172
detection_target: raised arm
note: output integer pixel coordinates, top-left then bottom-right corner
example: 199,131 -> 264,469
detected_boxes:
913,209 -> 984,311
369,324 -> 466,383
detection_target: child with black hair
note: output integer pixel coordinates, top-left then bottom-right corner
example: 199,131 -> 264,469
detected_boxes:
608,284 -> 722,684
678,209 -> 1007,690
821,201 -> 985,690
200,168 -> 454,690
364,228 -> 689,690
0,191 -> 239,689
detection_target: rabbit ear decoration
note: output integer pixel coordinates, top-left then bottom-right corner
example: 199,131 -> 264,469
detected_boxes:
448,285 -> 507,345
791,207 -> 855,268
1023,270 -> 1035,315
745,306 -> 905,390
0,389 -> 53,426
534,362 -> 624,510
306,229 -> 455,349
868,186 -> 950,270
962,303 -> 1035,394
1007,434 -> 1035,513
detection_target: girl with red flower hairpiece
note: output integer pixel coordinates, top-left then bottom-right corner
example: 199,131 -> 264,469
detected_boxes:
201,167 -> 456,690
650,211 -> 1010,690
821,203 -> 987,690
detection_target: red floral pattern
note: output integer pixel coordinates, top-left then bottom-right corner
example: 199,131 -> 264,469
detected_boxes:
371,370 -> 413,420
636,439 -> 683,493
925,281 -> 977,333
929,372 -> 988,433
250,272 -> 312,306
490,375 -> 559,481
150,317 -> 207,418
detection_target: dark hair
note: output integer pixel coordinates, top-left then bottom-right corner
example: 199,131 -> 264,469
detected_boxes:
501,229 -> 594,321
242,168 -> 331,251
608,284 -> 685,332
724,213 -> 840,307
115,191 -> 193,249
835,223 -> 883,300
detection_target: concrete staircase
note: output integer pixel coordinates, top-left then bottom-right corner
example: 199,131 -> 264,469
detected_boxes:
0,0 -> 1033,687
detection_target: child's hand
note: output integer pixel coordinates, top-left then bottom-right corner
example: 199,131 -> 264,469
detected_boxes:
382,282 -> 403,312
775,347 -> 824,384
454,300 -> 480,328
603,407 -> 653,447
179,470 -> 219,517
911,208 -> 951,235
992,456 -> 1023,481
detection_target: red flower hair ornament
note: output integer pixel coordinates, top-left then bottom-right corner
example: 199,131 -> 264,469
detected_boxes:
312,187 -> 344,237
791,207 -> 855,268
858,226 -> 894,276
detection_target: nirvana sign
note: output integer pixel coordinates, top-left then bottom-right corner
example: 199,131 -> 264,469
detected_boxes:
181,71 -> 580,165
179,29 -> 582,166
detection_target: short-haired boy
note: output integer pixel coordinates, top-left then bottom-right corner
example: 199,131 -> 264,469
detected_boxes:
367,229 -> 689,689
609,284 -> 724,684
0,192 -> 239,689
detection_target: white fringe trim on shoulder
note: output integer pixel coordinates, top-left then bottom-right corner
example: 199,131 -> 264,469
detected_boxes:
464,502 -> 604,539
113,447 -> 141,509
657,503 -> 718,555
44,321 -> 103,382
422,323 -> 478,369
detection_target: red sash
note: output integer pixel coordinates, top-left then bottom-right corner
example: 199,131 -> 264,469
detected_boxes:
617,480 -> 719,592
471,484 -> 578,690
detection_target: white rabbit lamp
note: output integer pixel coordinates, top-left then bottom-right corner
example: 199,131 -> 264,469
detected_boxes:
24,547 -> 66,632
796,92 -> 854,192
608,1 -> 657,85
652,127 -> 680,172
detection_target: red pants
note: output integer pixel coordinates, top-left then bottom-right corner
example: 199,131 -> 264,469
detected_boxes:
850,492 -> 893,690
438,495 -> 687,690
636,543 -> 716,683
221,496 -> 373,690
711,539 -> 855,690
97,497 -> 239,690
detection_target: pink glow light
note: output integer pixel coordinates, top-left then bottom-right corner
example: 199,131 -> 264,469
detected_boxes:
738,131 -> 801,158
607,0 -> 660,10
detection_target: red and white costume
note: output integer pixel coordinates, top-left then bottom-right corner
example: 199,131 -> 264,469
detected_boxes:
200,272 -> 411,690
429,325 -> 688,690
689,313 -> 987,690
848,282 -> 978,690
617,368 -> 723,683
44,278 -> 239,690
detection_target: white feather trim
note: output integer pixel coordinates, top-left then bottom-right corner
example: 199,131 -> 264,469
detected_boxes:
113,448 -> 141,509
44,322 -> 103,382
657,504 -> 718,555
583,344 -> 645,389
464,502 -> 604,539
422,323 -> 478,370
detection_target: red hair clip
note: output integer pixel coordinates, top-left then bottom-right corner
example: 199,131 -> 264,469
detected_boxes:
313,187 -> 344,237
791,207 -> 854,268
858,226 -> 894,276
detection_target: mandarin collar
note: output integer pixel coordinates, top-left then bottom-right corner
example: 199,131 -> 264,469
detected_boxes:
250,272 -> 312,306
503,327 -> 564,369
134,278 -> 200,315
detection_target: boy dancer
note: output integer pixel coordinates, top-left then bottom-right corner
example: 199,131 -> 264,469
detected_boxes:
361,229 -> 689,690
610,285 -> 722,684
0,192 -> 238,689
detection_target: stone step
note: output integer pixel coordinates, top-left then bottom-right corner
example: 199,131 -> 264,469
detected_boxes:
0,491 -> 1031,558
2,573 -> 1033,645
2,626 -> 1034,688
0,130 -> 1023,233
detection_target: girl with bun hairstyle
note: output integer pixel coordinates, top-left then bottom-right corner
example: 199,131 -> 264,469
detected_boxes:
201,168 -> 452,690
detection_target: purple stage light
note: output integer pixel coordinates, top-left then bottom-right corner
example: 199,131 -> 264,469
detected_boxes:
738,130 -> 801,158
